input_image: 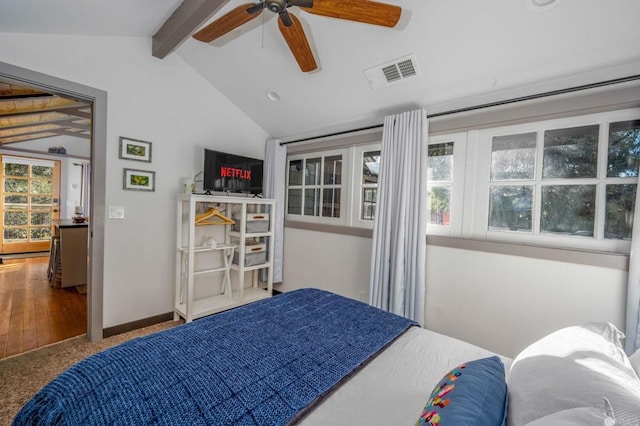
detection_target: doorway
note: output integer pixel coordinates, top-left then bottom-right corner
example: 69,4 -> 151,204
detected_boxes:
0,61 -> 106,349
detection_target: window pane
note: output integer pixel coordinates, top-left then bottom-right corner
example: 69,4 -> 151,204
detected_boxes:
605,184 -> 636,240
31,211 -> 51,226
5,211 -> 28,226
607,120 -> 640,177
4,163 -> 28,177
428,142 -> 454,181
30,226 -> 51,241
31,179 -> 52,195
305,158 -> 321,185
31,195 -> 52,206
362,151 -> 380,184
488,186 -> 533,232
288,160 -> 303,185
541,185 -> 595,236
428,187 -> 451,226
361,188 -> 377,220
322,188 -> 340,218
323,155 -> 342,185
32,165 -> 53,179
4,195 -> 27,206
491,133 -> 536,181
4,227 -> 27,242
304,188 -> 320,216
543,125 -> 599,179
4,178 -> 28,193
287,189 -> 302,214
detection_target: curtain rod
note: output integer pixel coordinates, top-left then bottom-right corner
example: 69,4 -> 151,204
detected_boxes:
280,74 -> 640,146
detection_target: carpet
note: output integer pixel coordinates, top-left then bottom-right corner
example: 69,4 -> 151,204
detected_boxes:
0,320 -> 181,425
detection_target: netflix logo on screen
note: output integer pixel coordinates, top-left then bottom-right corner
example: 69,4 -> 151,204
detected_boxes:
220,167 -> 251,180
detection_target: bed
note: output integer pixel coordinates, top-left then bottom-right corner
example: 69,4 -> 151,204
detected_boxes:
13,288 -> 640,425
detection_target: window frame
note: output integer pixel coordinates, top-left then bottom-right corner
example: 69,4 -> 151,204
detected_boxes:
285,148 -> 350,226
351,143 -> 382,229
426,132 -> 467,237
470,108 -> 640,253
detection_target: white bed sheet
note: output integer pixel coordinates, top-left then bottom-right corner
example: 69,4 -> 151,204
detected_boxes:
299,326 -> 512,426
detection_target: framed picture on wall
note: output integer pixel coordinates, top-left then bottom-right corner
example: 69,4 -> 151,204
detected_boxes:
119,137 -> 152,162
123,168 -> 155,192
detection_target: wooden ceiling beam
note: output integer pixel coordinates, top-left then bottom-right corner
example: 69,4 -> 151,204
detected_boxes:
54,129 -> 91,139
1,103 -> 91,119
63,108 -> 91,120
0,132 -> 58,145
0,127 -> 90,141
152,0 -> 231,59
0,117 -> 90,132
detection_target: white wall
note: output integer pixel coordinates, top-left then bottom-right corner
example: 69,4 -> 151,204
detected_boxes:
281,228 -> 372,302
0,33 -> 270,327
282,228 -> 627,358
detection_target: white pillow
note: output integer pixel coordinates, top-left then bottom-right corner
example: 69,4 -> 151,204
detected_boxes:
524,399 -> 616,426
630,349 -> 640,377
507,322 -> 640,426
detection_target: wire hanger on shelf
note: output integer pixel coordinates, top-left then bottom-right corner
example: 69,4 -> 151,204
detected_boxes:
195,208 -> 235,226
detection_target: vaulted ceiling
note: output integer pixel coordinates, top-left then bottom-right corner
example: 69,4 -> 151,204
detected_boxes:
1,0 -> 639,145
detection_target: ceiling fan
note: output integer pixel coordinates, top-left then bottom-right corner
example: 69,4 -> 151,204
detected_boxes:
192,0 -> 402,72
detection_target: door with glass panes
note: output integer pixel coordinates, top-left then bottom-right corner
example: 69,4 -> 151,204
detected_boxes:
0,155 -> 60,254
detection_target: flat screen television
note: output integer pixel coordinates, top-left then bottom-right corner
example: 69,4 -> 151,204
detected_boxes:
203,149 -> 264,195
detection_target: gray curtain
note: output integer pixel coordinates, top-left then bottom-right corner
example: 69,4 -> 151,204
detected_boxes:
625,178 -> 640,354
263,138 -> 286,283
369,108 -> 428,325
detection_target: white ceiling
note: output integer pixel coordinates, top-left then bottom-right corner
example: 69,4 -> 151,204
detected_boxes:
2,0 -> 639,142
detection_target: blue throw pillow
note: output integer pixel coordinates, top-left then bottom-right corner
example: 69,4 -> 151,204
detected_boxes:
415,356 -> 507,426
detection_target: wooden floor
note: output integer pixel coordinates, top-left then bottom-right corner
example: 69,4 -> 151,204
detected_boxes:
0,256 -> 86,359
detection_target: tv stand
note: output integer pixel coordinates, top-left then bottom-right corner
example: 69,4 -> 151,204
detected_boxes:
174,194 -> 275,322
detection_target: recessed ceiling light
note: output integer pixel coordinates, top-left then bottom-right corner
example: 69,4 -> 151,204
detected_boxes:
266,90 -> 281,102
532,0 -> 557,6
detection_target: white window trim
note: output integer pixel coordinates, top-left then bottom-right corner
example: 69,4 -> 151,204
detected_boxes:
427,132 -> 467,237
470,108 -> 640,253
285,148 -> 351,226
351,143 -> 381,229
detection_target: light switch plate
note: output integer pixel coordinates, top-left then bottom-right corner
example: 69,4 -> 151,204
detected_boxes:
108,205 -> 125,219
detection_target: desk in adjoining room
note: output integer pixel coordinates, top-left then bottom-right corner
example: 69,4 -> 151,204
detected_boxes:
48,219 -> 88,288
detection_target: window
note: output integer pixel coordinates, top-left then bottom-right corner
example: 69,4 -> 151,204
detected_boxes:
286,149 -> 346,224
1,155 -> 58,252
427,133 -> 466,236
477,110 -> 640,252
428,142 -> 454,226
285,109 -> 639,253
359,148 -> 380,222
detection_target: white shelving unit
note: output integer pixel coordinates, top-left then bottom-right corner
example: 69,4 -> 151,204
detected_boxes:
175,194 -> 275,322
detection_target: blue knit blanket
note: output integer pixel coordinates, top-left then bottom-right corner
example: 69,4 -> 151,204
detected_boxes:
14,288 -> 416,425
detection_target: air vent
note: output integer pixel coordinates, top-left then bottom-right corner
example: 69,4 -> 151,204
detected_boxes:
364,54 -> 421,90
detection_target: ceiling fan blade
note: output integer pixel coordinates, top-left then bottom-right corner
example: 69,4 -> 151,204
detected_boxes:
288,0 -> 314,7
193,3 -> 263,43
300,0 -> 401,28
278,13 -> 318,72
